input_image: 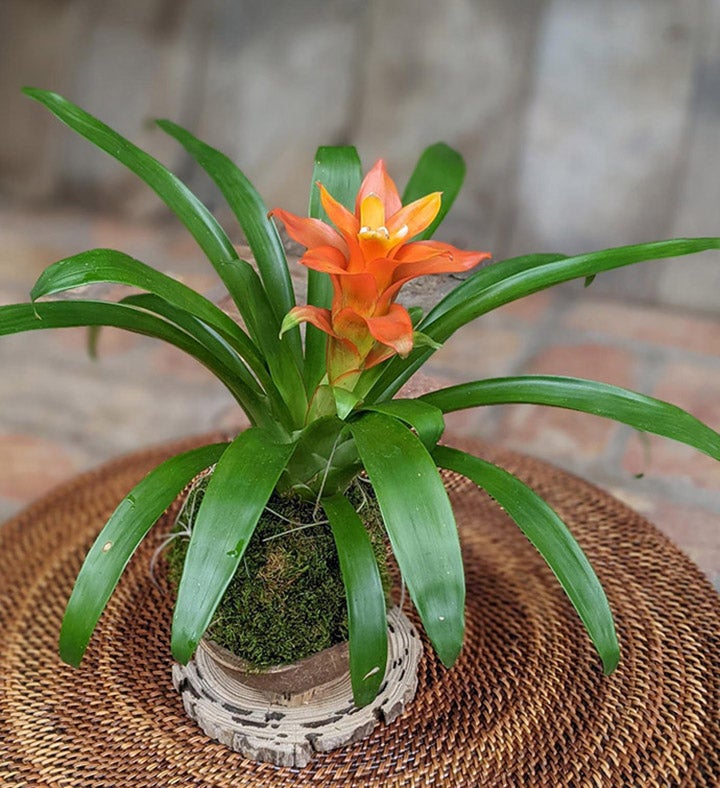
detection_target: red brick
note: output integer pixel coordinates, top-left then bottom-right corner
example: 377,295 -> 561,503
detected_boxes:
528,342 -> 638,384
166,232 -> 203,259
652,361 -> 720,426
398,372 -> 452,399
493,290 -> 554,322
0,287 -> 26,305
170,272 -> 220,300
564,298 -> 720,356
426,325 -> 526,381
0,232 -> 64,287
212,405 -> 251,434
497,344 -> 637,461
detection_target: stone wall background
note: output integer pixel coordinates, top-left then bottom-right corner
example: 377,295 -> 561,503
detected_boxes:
1,0 -> 719,312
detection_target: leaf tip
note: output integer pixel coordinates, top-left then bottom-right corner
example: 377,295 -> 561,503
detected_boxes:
171,618 -> 199,665
601,644 -> 621,676
58,627 -> 86,669
22,86 -> 56,105
59,652 -> 82,669
174,641 -> 197,666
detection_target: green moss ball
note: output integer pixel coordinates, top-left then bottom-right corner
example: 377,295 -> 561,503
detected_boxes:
167,480 -> 387,669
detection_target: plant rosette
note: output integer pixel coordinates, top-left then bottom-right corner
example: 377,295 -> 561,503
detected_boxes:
3,88 -> 720,766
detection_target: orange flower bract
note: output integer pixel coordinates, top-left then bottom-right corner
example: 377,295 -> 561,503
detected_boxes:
272,159 -> 490,387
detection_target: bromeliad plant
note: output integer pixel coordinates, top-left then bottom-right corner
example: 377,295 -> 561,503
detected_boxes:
4,89 -> 720,709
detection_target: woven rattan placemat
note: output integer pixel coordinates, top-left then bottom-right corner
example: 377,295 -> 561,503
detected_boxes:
1,435 -> 718,786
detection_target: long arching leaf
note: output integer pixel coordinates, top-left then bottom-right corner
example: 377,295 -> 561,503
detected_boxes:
171,428 -> 295,664
60,442 -> 229,667
433,445 -> 619,674
155,119 -> 301,362
369,240 -> 720,401
0,300 -> 272,427
324,494 -> 388,707
22,88 -> 261,334
305,146 -> 363,392
361,253 -> 565,401
119,293 -> 292,427
402,143 -> 466,240
425,238 -> 720,340
212,261 -> 307,427
350,412 -> 464,666
420,376 -> 720,460
30,249 -> 265,391
424,253 -> 567,327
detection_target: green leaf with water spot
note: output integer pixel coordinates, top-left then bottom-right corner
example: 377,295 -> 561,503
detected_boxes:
59,442 -> 229,667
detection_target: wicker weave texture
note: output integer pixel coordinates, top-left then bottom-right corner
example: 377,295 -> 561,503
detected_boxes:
0,436 -> 718,787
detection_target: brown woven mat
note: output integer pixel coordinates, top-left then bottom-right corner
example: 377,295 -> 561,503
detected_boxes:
1,435 -> 718,787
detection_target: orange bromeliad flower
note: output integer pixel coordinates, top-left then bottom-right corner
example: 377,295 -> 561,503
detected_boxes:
272,160 -> 490,388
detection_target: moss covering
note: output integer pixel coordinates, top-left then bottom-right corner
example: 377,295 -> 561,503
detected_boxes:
167,478 -> 388,670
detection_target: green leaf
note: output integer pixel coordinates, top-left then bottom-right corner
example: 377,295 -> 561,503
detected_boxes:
215,260 -> 307,427
22,89 -> 250,308
350,412 -> 464,666
323,494 -> 388,707
155,119 -> 300,358
370,239 -> 720,401
357,399 -> 445,450
332,385 -> 362,420
171,429 -> 295,664
30,248 -> 266,392
433,445 -> 619,674
305,146 -> 363,392
421,376 -> 720,461
426,239 -> 720,341
119,292 -> 291,428
402,143 -> 466,240
0,300 -> 272,428
59,442 -> 229,667
309,146 -> 363,227
423,253 -> 566,328
278,416 -> 361,499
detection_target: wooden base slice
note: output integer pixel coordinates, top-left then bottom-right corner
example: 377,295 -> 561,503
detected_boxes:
173,606 -> 423,768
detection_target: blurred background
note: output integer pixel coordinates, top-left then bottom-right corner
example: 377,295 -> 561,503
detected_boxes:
1,0 -> 719,588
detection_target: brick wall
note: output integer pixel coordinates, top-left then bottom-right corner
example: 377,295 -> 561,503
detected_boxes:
1,0 -> 719,312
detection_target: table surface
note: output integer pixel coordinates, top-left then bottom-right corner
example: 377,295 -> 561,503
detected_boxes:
1,437 -> 717,785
